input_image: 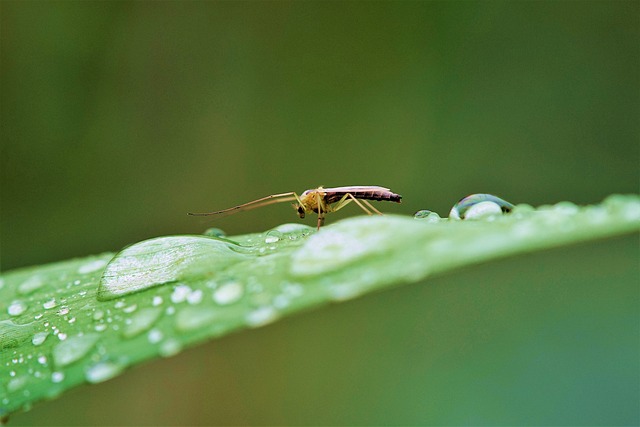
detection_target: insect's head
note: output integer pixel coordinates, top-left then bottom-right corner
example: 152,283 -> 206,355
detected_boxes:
292,204 -> 306,218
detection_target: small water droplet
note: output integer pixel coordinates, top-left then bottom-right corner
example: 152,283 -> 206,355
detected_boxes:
171,284 -> 192,304
122,304 -> 138,314
57,333 -> 67,341
8,301 -> 27,317
51,371 -> 64,383
264,230 -> 283,244
52,333 -> 100,367
97,236 -> 244,301
413,210 -> 441,222
37,355 -> 47,365
147,329 -> 163,343
94,323 -> 108,332
43,299 -> 57,310
152,296 -> 163,306
92,310 -> 104,321
17,276 -> 44,295
186,289 -> 203,305
122,307 -> 163,338
159,339 -> 182,357
114,301 -> 126,309
449,194 -> 514,220
203,227 -> 227,238
32,332 -> 49,346
77,259 -> 109,275
213,281 -> 244,305
245,306 -> 278,328
85,361 -> 123,384
57,307 -> 70,316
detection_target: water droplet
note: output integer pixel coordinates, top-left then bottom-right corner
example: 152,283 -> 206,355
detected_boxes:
171,284 -> 192,304
43,299 -> 57,310
203,227 -> 227,238
57,332 -> 68,341
122,307 -> 163,338
77,259 -> 109,275
85,361 -> 123,384
52,333 -> 100,367
92,310 -> 104,320
152,296 -> 163,306
37,355 -> 47,365
32,332 -> 49,346
17,276 -> 44,295
57,307 -> 70,316
552,201 -> 579,215
159,339 -> 182,357
122,304 -> 138,314
51,372 -> 64,383
449,194 -> 514,220
270,223 -> 314,239
8,301 -> 27,317
94,324 -> 107,332
147,329 -> 163,343
186,289 -> 203,305
213,281 -> 244,305
98,236 -> 244,300
413,210 -> 441,222
264,230 -> 283,244
245,306 -> 278,328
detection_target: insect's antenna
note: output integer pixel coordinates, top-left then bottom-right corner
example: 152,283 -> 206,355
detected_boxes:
188,192 -> 299,217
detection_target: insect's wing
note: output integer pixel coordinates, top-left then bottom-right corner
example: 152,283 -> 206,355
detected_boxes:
188,192 -> 298,217
322,185 -> 391,193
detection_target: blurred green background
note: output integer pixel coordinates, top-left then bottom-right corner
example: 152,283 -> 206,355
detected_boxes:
1,1 -> 638,425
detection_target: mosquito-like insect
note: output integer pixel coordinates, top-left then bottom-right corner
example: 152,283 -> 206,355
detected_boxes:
189,186 -> 402,229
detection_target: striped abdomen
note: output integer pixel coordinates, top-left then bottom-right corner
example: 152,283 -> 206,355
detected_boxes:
325,189 -> 402,204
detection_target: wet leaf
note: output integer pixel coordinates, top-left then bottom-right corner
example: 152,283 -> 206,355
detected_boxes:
0,195 -> 638,418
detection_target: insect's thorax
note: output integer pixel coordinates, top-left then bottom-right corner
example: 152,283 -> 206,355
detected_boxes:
299,188 -> 329,213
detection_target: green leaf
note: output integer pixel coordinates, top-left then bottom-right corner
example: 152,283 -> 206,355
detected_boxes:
1,194 -> 639,418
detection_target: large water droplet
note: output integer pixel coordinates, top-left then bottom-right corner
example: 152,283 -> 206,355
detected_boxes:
7,301 -> 27,317
413,210 -> 441,222
175,306 -> 217,332
85,361 -> 123,384
449,194 -> 514,220
52,333 -> 100,367
98,235 -> 245,301
245,306 -> 278,328
122,307 -> 163,338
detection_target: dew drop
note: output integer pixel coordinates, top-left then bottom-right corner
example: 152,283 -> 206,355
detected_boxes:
51,372 -> 64,383
245,306 -> 278,328
92,310 -> 104,320
449,194 -> 514,220
57,307 -> 70,316
213,281 -> 244,305
203,227 -> 227,238
52,333 -> 100,367
159,339 -> 182,357
17,276 -> 44,295
85,361 -> 123,384
37,355 -> 47,365
122,304 -> 138,314
264,230 -> 283,244
32,332 -> 49,346
171,284 -> 192,304
43,299 -> 57,310
8,376 -> 28,392
122,307 -> 163,339
152,296 -> 163,306
147,328 -> 163,344
186,289 -> 203,305
8,301 -> 27,317
97,236 -> 244,301
413,210 -> 441,222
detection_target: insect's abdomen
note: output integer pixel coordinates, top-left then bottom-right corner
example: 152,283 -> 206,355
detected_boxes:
326,190 -> 402,204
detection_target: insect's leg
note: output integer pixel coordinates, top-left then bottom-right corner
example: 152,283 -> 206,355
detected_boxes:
361,199 -> 383,215
345,193 -> 374,215
331,193 -> 353,212
316,192 -> 325,229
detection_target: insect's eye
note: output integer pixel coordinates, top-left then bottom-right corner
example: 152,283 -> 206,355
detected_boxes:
297,206 -> 306,218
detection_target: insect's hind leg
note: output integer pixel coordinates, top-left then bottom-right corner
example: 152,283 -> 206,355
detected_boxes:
361,199 -> 383,215
333,193 -> 375,215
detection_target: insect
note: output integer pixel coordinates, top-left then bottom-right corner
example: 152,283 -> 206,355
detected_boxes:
189,186 -> 402,229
